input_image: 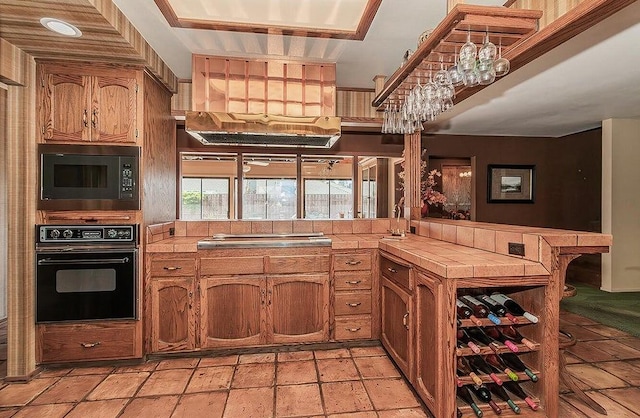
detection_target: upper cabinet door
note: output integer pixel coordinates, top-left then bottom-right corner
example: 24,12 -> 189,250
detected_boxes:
41,73 -> 91,141
91,76 -> 137,143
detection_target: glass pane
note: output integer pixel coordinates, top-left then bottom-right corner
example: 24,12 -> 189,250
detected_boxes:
266,179 -> 296,219
181,178 -> 202,220
56,269 -> 116,293
202,178 -> 229,219
442,165 -> 472,215
304,179 -> 330,219
242,179 -> 267,219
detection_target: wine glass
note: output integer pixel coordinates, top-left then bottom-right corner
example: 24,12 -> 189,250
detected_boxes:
458,30 -> 477,73
463,68 -> 480,87
478,32 -> 497,63
477,60 -> 496,85
494,39 -> 510,77
434,57 -> 451,86
448,50 -> 464,87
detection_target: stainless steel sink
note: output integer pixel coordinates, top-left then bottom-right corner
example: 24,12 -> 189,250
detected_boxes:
197,232 -> 332,249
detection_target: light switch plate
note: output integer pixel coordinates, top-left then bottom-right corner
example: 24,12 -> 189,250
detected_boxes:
508,242 -> 525,256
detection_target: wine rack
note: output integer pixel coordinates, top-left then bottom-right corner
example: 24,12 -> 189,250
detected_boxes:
455,284 -> 548,418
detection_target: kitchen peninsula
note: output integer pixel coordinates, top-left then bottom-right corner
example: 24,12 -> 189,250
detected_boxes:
145,217 -> 611,418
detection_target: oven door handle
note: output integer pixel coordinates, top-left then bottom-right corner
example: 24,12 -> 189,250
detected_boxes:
37,257 -> 130,266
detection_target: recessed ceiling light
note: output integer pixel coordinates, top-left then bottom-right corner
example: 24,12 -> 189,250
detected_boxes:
40,18 -> 82,37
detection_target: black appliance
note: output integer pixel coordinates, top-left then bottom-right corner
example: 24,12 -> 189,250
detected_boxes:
35,224 -> 138,323
38,144 -> 140,211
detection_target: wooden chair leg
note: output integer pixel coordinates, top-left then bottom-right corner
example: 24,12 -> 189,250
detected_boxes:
559,351 -> 608,415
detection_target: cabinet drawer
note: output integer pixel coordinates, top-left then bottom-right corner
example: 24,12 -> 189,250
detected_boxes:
201,257 -> 264,276
334,316 -> 372,340
38,322 -> 138,363
333,253 -> 372,271
334,271 -> 372,290
380,255 -> 411,291
335,291 -> 372,316
150,258 -> 195,277
268,255 -> 330,274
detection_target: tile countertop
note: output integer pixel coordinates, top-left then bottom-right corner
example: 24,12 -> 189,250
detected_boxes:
145,233 -> 551,279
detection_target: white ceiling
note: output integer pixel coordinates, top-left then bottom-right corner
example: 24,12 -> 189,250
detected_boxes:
112,0 -> 640,137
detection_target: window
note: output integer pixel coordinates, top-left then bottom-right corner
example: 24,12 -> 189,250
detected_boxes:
243,179 -> 297,219
242,155 -> 296,219
181,178 -> 230,220
360,163 -> 377,218
304,179 -> 353,219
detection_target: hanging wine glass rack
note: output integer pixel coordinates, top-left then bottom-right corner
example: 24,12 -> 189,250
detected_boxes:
371,4 -> 542,109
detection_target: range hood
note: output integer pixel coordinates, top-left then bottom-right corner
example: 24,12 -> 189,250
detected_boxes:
185,111 -> 341,148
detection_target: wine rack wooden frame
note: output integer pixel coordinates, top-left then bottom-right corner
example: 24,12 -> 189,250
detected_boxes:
413,270 -> 557,418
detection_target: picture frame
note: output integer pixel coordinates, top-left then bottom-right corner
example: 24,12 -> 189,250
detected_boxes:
487,164 -> 535,203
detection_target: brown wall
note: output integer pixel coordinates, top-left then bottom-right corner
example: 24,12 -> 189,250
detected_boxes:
423,128 -> 602,232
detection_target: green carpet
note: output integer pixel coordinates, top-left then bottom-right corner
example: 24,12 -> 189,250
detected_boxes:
561,283 -> 640,338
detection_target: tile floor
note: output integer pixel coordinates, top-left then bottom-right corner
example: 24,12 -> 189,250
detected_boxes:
0,311 -> 638,417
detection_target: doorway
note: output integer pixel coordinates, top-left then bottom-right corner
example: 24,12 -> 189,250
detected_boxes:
427,157 -> 474,220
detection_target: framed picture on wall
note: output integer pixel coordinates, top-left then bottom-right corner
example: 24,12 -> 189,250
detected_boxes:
487,164 -> 535,203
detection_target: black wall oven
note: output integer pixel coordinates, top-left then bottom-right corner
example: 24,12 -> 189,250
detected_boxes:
36,225 -> 137,323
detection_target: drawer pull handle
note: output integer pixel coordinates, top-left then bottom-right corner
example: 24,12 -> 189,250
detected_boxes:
346,327 -> 361,332
347,302 -> 362,307
387,267 -> 397,274
402,312 -> 409,330
163,266 -> 182,271
80,342 -> 101,348
346,260 -> 362,265
345,280 -> 362,285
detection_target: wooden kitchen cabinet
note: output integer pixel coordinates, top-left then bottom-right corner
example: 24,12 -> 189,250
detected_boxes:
332,249 -> 378,341
38,62 -> 138,143
200,276 -> 266,349
268,273 -> 329,344
150,277 -> 196,352
381,275 -> 413,378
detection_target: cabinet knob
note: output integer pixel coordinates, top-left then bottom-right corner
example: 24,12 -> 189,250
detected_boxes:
402,312 -> 409,329
346,302 -> 362,307
387,267 -> 397,274
92,109 -> 98,128
345,280 -> 362,285
346,260 -> 362,265
346,327 -> 361,332
80,341 -> 100,348
163,266 -> 182,271
83,109 -> 88,127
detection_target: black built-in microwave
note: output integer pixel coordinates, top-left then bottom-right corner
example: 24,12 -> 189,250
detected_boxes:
38,144 -> 140,211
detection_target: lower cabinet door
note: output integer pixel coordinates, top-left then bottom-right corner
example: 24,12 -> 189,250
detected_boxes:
268,274 -> 329,344
381,276 -> 413,378
150,278 -> 196,352
200,276 -> 266,349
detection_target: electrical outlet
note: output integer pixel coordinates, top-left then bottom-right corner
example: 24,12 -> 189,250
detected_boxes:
410,226 -> 416,234
169,227 -> 175,236
508,242 -> 525,256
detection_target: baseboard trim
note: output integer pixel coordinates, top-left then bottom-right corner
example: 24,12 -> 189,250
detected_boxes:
600,286 -> 640,293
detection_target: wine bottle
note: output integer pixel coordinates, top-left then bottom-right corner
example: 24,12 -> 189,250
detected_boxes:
468,384 -> 502,415
489,293 -> 538,323
487,383 -> 521,414
457,299 -> 482,326
457,357 -> 483,386
502,326 -> 536,350
502,381 -> 539,411
485,354 -> 519,382
466,327 -> 501,353
484,327 -> 519,353
500,353 -> 538,382
457,385 -> 483,418
468,355 -> 503,385
458,329 -> 482,354
460,295 -> 502,325
478,294 -> 518,323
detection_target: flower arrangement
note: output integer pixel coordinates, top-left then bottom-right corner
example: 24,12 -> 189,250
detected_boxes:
397,149 -> 447,208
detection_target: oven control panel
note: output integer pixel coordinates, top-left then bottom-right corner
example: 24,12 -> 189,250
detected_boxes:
38,225 -> 137,243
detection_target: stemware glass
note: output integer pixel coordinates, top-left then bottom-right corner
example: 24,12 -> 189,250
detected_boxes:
458,30 -> 477,73
494,39 -> 510,77
478,32 -> 497,63
477,60 -> 496,85
448,51 -> 464,87
463,68 -> 480,87
434,57 -> 451,86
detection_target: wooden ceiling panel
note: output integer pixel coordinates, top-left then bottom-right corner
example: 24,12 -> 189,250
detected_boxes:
0,0 -> 178,92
